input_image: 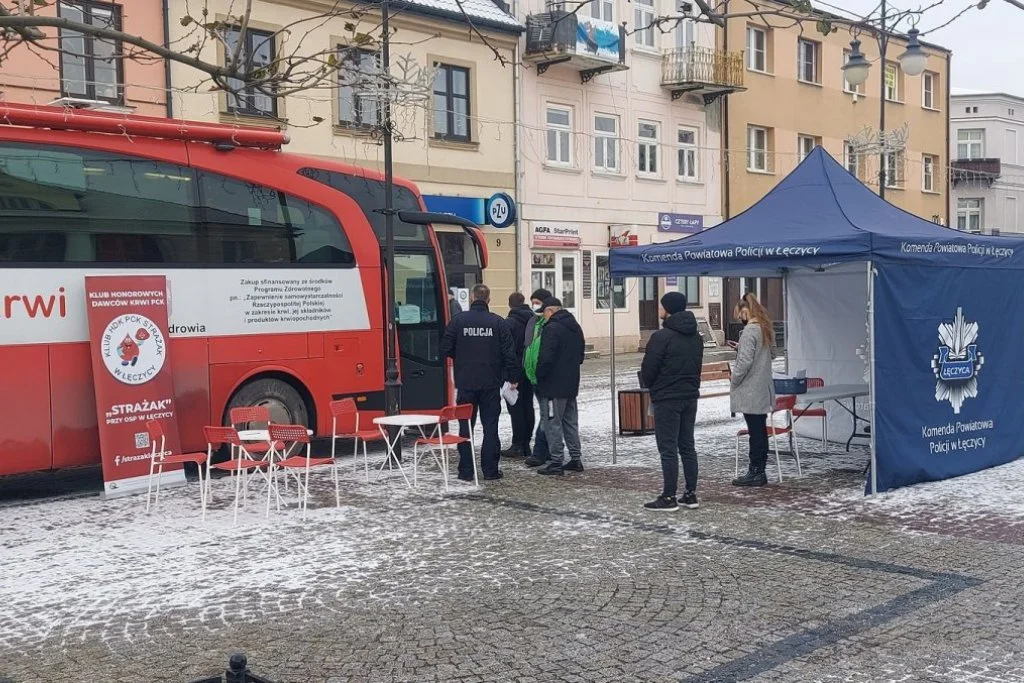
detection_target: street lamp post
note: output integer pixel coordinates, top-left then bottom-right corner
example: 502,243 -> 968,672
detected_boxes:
840,2 -> 928,199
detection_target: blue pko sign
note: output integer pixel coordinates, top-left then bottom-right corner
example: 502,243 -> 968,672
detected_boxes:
486,193 -> 516,229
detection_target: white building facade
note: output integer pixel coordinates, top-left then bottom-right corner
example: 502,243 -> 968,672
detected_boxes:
950,91 -> 1024,235
516,3 -> 742,351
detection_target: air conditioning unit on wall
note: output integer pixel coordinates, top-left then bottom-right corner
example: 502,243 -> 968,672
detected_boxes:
48,97 -> 135,114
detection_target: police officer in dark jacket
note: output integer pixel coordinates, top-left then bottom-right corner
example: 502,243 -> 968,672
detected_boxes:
503,292 -> 536,458
441,284 -> 519,481
535,298 -> 586,476
640,291 -> 705,512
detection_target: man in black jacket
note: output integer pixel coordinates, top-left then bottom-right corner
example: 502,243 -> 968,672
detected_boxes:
640,291 -> 704,511
503,292 -> 535,459
534,297 -> 586,476
441,284 -> 519,481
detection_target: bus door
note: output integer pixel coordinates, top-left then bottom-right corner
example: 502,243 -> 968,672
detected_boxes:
393,247 -> 447,410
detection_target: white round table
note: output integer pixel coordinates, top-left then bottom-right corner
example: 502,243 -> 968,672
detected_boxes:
372,414 -> 440,487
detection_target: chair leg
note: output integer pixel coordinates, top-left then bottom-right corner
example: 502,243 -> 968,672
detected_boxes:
794,430 -> 803,477
265,465 -> 273,519
822,417 -> 828,455
772,427 -> 783,484
302,460 -> 311,520
352,437 -> 359,476
413,442 -> 419,488
363,441 -> 370,483
146,457 -> 156,513
234,464 -> 243,525
334,461 -> 341,509
154,463 -> 164,508
199,460 -> 207,521
441,443 -> 449,493
735,434 -> 740,477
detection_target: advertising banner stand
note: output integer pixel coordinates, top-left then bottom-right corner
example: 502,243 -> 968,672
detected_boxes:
85,275 -> 186,498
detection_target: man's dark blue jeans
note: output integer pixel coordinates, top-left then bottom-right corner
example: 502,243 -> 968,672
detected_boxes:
533,415 -> 549,462
457,387 -> 502,477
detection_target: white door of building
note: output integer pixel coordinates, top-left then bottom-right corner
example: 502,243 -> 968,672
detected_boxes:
530,251 -> 579,315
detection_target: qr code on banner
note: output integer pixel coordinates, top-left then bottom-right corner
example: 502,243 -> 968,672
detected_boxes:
134,432 -> 150,449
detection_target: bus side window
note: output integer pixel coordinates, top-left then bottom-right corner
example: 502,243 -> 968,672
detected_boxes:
197,171 -> 356,266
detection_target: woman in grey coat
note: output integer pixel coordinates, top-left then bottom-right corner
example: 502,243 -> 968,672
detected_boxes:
730,293 -> 776,487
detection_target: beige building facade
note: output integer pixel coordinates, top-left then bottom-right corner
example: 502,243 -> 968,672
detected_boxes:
166,0 -> 522,305
719,1 -> 951,330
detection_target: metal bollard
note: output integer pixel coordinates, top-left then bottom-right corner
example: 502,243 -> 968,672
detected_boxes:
188,653 -> 276,683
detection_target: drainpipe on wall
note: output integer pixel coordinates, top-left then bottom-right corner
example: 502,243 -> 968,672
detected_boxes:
162,0 -> 173,118
512,0 -> 523,289
721,2 -> 731,221
945,49 -> 952,227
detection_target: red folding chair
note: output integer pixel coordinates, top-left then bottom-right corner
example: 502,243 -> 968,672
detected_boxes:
203,426 -> 272,525
414,403 -> 477,490
229,405 -> 285,457
794,378 -> 828,453
268,424 -> 338,519
329,398 -> 386,482
735,395 -> 803,482
145,420 -> 208,518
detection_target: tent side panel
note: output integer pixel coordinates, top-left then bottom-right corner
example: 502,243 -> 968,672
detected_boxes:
786,264 -> 869,445
873,263 -> 1024,492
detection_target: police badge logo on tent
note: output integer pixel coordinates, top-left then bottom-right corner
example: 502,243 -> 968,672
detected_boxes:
931,307 -> 984,415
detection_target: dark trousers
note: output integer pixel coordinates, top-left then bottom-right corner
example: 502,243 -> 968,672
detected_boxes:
743,413 -> 769,468
653,399 -> 699,498
457,388 -> 501,477
533,420 -> 549,461
506,378 -> 535,455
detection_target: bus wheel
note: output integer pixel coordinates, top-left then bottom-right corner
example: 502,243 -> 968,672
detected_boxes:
228,378 -> 310,428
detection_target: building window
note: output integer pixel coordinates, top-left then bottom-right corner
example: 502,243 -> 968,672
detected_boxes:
922,72 -> 938,110
545,105 -> 573,166
797,39 -> 820,84
338,48 -> 380,128
747,125 -> 770,172
883,151 -> 904,188
637,120 -> 659,175
1010,108 -> 1017,117
433,64 -> 471,141
746,26 -> 767,72
957,198 -> 983,233
223,27 -> 277,117
591,0 -> 613,21
1004,196 -> 1018,233
844,143 -> 861,178
675,18 -> 696,49
58,1 -> 123,104
957,129 -> 985,160
884,62 -> 901,102
797,134 -> 818,161
677,127 -> 698,180
842,51 -> 865,95
596,254 -> 626,309
634,0 -> 655,48
922,154 -> 936,192
594,113 -> 619,173
681,276 -> 700,306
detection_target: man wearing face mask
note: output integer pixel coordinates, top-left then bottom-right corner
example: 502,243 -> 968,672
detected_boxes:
640,291 -> 704,511
523,288 -> 552,467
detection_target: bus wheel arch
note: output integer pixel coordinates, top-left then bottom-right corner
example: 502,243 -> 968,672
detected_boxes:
223,372 -> 315,431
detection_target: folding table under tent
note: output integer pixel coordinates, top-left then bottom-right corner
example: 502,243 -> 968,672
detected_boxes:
608,147 -> 1024,494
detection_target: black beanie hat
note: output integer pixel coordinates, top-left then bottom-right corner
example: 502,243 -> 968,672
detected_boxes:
542,297 -> 563,310
530,288 -> 553,302
661,291 -> 687,315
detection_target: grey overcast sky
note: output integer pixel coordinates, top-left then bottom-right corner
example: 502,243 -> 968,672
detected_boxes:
815,0 -> 1023,93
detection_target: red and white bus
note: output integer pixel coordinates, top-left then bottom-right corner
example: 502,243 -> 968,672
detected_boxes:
0,103 -> 486,477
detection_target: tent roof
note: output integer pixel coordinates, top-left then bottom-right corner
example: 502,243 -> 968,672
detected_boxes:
610,147 -> 1024,277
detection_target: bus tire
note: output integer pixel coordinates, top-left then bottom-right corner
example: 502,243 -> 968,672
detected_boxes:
227,377 -> 310,429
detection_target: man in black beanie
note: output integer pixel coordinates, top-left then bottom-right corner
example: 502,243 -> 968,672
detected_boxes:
640,291 -> 704,511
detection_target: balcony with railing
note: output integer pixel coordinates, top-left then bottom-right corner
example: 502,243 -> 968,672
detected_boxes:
661,47 -> 745,103
951,158 -> 1001,187
524,11 -> 628,82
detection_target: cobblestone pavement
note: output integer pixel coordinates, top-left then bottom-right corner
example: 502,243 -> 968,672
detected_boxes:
2,356 -> 1024,682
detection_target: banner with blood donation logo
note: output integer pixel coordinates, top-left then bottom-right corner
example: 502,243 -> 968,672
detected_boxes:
85,275 -> 186,498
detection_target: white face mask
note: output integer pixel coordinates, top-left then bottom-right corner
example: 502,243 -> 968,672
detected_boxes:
532,303 -> 544,313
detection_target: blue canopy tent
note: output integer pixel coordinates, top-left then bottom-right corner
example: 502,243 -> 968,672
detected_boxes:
609,147 -> 1024,494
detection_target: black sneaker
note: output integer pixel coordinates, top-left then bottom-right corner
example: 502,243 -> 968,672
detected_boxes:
500,445 -> 523,458
563,459 -> 584,473
732,468 -> 768,487
537,464 -> 564,476
680,491 -> 700,509
524,456 -> 547,468
484,470 -> 504,481
457,473 -> 475,483
643,496 -> 679,512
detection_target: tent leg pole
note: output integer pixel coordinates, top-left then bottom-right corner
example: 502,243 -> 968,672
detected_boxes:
868,261 -> 878,496
610,280 -> 618,465
782,272 -> 789,375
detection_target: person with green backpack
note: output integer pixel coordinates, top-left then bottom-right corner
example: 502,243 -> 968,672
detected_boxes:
524,288 -> 551,467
